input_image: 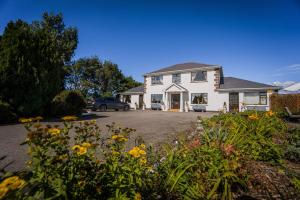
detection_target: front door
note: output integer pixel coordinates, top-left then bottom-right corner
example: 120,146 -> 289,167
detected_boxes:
138,95 -> 143,109
171,94 -> 180,109
229,92 -> 239,112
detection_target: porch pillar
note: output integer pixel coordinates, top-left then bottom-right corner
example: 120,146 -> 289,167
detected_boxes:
179,92 -> 183,112
164,92 -> 168,111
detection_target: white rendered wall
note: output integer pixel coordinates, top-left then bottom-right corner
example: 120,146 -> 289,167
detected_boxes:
144,70 -> 229,111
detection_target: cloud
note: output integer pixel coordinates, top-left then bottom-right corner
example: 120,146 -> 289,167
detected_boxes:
287,64 -> 300,71
271,64 -> 300,77
272,81 -> 295,87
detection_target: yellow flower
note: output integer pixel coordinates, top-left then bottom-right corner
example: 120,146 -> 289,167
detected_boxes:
72,145 -> 81,151
62,115 -> 78,121
90,120 -> 97,124
82,142 -> 92,148
140,143 -> 146,149
78,147 -> 87,155
33,116 -> 43,121
111,134 -> 128,142
48,128 -> 61,136
78,180 -> 86,188
139,149 -> 146,155
134,192 -> 142,200
139,157 -> 147,165
0,187 -> 8,199
19,118 -> 32,123
128,146 -> 146,158
248,114 -> 259,120
266,111 -> 275,117
0,176 -> 25,190
72,145 -> 87,156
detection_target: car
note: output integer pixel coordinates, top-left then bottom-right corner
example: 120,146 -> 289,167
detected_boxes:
91,97 -> 130,112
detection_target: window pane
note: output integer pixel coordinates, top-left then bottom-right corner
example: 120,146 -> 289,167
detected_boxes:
151,75 -> 163,84
191,93 -> 208,104
244,92 -> 259,104
259,92 -> 267,105
151,94 -> 163,103
172,74 -> 181,83
191,71 -> 207,81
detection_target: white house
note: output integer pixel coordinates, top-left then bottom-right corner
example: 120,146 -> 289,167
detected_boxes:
121,62 -> 280,112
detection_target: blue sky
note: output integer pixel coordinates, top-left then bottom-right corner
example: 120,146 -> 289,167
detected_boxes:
0,0 -> 299,84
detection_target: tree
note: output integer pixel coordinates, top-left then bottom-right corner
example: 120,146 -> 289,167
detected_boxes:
0,13 -> 78,115
65,57 -> 142,98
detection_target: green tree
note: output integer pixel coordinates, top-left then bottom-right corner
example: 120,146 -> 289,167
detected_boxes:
0,12 -> 78,116
65,57 -> 142,98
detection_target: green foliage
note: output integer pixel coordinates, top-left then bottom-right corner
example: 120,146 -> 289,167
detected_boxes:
51,90 -> 86,116
285,128 -> 300,163
0,100 -> 17,123
65,57 -> 142,97
0,12 -> 78,116
202,111 -> 287,163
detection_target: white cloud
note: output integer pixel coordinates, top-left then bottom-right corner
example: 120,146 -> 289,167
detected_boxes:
287,64 -> 300,71
272,81 -> 295,87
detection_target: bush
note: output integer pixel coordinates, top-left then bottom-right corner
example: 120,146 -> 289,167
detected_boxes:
270,94 -> 300,114
0,100 -> 17,124
51,90 -> 86,116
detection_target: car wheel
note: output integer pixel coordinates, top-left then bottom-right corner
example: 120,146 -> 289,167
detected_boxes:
123,105 -> 129,111
100,105 -> 107,112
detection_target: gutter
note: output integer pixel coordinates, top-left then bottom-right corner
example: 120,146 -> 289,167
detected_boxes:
217,87 -> 281,92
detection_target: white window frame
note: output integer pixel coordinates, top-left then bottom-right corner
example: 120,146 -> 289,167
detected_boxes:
243,92 -> 267,105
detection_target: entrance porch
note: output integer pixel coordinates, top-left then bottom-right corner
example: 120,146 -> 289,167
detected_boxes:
163,84 -> 188,112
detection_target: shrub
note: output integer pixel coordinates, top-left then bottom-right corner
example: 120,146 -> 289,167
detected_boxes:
51,90 -> 86,116
0,100 -> 17,124
270,94 -> 300,114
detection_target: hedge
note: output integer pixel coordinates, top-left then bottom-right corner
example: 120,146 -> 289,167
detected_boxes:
270,94 -> 300,114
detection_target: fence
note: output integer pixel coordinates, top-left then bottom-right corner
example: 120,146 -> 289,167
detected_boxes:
270,94 -> 300,114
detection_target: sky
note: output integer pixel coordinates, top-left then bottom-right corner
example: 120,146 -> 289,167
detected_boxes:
0,0 -> 300,84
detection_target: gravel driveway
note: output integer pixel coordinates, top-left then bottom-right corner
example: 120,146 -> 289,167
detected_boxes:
0,110 -> 215,172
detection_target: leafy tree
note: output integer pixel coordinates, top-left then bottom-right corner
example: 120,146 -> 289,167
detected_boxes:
65,57 -> 142,98
0,13 -> 78,116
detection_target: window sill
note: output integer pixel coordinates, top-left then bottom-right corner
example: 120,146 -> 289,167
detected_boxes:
151,83 -> 163,86
190,80 -> 208,83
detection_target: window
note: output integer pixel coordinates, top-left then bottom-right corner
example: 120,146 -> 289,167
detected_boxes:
151,94 -> 163,103
123,95 -> 131,103
191,93 -> 208,104
151,75 -> 163,85
244,92 -> 267,105
172,73 -> 181,84
191,71 -> 207,82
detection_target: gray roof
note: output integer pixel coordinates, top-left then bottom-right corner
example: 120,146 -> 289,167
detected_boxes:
145,62 -> 219,75
121,85 -> 144,94
219,77 -> 280,90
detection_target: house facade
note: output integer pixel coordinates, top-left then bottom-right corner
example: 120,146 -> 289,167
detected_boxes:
121,62 -> 280,112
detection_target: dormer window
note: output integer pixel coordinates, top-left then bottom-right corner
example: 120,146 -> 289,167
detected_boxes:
172,73 -> 181,84
191,71 -> 207,82
151,75 -> 163,85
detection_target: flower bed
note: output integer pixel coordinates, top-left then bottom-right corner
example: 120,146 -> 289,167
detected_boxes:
0,112 -> 299,199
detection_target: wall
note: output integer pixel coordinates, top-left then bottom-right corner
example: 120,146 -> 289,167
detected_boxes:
144,70 -> 229,111
121,94 -> 140,110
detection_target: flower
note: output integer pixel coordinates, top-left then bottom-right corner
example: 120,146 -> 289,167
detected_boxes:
221,144 -> 235,156
0,187 -> 8,199
248,114 -> 259,120
111,134 -> 128,142
72,145 -> 87,156
266,111 -> 275,117
139,157 -> 147,165
19,118 -> 32,123
140,143 -> 146,149
48,128 -> 61,136
0,176 -> 25,190
62,116 -> 78,121
128,146 -> 146,158
134,192 -> 142,200
33,116 -> 43,121
82,142 -> 92,148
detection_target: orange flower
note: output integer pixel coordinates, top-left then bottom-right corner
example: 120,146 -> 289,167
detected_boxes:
248,114 -> 259,120
266,111 -> 275,117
